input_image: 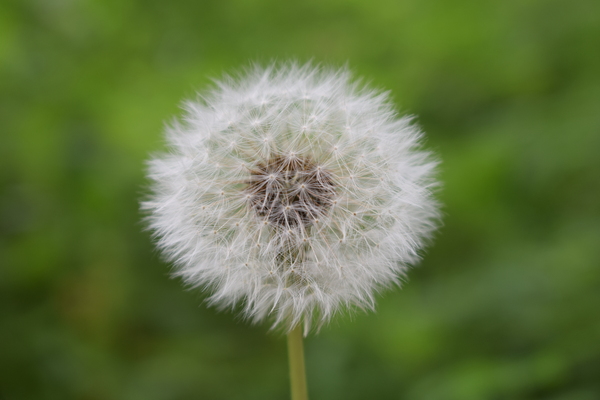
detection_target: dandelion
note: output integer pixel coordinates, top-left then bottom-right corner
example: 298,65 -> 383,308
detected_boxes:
142,62 -> 440,399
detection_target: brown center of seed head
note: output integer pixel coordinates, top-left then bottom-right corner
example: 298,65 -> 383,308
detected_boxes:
245,155 -> 336,229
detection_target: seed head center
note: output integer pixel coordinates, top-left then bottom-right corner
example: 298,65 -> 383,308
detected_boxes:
245,155 -> 335,228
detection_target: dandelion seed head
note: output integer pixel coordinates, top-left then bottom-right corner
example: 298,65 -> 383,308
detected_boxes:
142,62 -> 440,333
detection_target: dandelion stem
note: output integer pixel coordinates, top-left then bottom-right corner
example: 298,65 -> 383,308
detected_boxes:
287,324 -> 309,400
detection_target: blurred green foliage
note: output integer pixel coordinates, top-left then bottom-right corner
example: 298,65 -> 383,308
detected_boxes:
1,0 -> 600,399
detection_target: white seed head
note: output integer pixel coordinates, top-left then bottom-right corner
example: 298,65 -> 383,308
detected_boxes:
142,62 -> 440,334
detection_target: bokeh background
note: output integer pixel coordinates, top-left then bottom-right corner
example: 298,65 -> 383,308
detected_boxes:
2,0 -> 600,399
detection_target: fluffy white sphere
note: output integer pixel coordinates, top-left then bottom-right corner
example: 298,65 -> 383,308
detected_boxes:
143,63 -> 440,333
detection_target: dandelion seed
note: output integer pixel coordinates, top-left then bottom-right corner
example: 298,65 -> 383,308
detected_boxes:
142,62 -> 440,334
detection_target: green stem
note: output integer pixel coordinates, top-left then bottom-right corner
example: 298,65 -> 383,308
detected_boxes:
287,324 -> 309,400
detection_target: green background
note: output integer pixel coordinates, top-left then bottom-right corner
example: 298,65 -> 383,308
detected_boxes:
2,0 -> 599,399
